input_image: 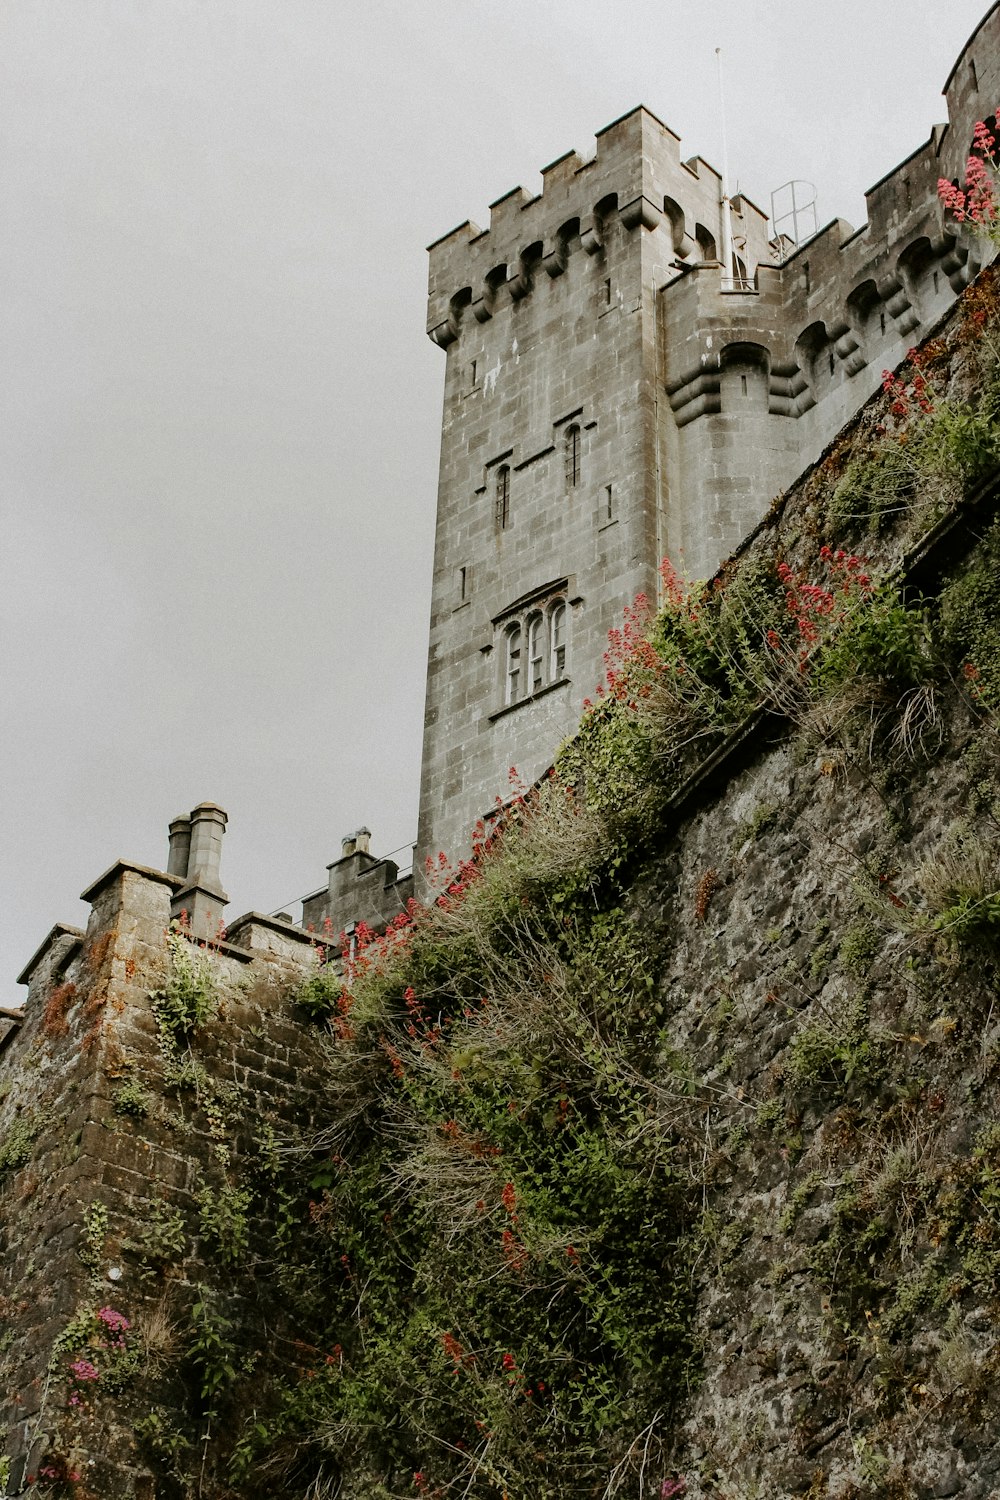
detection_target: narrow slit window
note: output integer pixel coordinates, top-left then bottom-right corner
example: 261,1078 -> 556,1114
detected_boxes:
879,312 -> 886,336
470,360 -> 477,389
504,625 -> 521,705
971,57 -> 979,92
740,374 -> 748,397
604,278 -> 612,306
829,351 -> 836,375
459,566 -> 468,601
605,484 -> 613,521
565,424 -> 581,488
527,614 -> 544,692
550,602 -> 567,680
495,465 -> 510,530
933,270 -> 940,294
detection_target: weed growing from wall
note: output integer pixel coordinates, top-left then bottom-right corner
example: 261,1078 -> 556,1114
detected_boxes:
0,1112 -> 39,1182
939,511 -> 1000,712
196,1181 -> 252,1267
828,344 -> 1000,537
151,929 -> 218,1042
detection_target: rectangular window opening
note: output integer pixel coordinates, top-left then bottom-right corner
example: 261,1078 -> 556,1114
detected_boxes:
565,426 -> 581,488
605,484 -> 613,521
495,466 -> 510,530
459,566 -> 468,601
740,374 -> 748,397
603,278 -> 612,306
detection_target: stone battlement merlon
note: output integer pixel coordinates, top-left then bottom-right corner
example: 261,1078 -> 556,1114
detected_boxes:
426,104 -> 772,347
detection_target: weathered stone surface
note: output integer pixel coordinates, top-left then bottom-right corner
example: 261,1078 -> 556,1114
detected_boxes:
0,860 -> 326,1498
418,5 -> 1000,877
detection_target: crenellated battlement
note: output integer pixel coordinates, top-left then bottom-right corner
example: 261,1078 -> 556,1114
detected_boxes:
426,105 -> 773,347
428,4 -> 1000,386
659,3 -> 1000,401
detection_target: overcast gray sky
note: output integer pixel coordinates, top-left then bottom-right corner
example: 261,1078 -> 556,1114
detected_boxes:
1,0 -> 991,993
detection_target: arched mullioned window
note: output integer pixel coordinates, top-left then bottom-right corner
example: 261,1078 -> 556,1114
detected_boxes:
527,613 -> 545,692
549,601 -> 567,679
494,592 -> 569,711
504,624 -> 522,705
495,465 -> 510,530
564,425 -> 581,489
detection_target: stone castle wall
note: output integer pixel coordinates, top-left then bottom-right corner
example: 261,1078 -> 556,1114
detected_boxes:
2,256 -> 1000,1493
417,3 -> 1000,878
418,105 -> 776,874
660,2 -> 1000,577
0,861 -> 329,1497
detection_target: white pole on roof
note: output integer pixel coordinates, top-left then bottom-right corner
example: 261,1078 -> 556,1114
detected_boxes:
716,47 -> 735,288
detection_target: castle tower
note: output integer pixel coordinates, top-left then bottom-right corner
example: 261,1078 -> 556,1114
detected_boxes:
417,2 -> 999,875
417,107 -> 774,872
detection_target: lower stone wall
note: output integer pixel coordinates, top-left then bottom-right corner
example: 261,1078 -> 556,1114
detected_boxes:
630,679 -> 1000,1494
0,863 -> 330,1498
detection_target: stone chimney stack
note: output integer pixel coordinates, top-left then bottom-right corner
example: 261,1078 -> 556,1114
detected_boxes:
355,826 -> 371,854
167,802 -> 229,941
187,803 -> 228,892
166,814 -> 191,879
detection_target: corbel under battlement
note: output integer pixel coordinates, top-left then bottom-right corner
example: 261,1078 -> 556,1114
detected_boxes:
426,104 -> 772,348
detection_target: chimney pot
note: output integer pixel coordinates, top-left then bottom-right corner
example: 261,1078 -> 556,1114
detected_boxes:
186,803 -> 228,893
167,814 -> 192,879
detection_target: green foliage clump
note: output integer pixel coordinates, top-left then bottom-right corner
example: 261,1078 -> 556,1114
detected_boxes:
785,1004 -> 890,1095
113,1077 -> 152,1118
918,835 -> 1000,951
0,1111 -> 38,1182
189,1289 -> 238,1408
79,1200 -> 109,1277
128,1200 -> 188,1272
939,512 -> 1000,712
231,804 -> 701,1497
732,800 -> 779,851
134,1411 -> 194,1484
293,962 -> 344,1021
151,930 -> 217,1042
811,576 -> 934,694
827,348 -> 1000,536
838,918 -> 881,980
196,1181 -> 253,1267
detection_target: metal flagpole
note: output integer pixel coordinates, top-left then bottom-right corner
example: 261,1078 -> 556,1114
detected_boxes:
716,47 -> 735,289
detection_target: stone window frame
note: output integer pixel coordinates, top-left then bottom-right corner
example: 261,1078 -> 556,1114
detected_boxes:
503,622 -> 522,706
489,579 -> 571,720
